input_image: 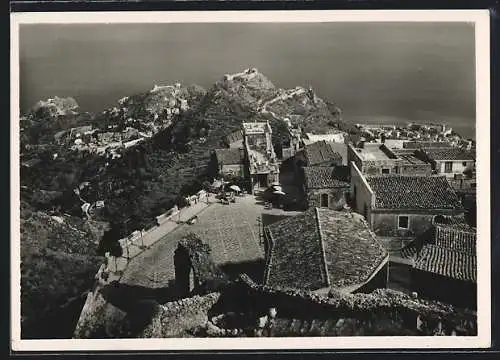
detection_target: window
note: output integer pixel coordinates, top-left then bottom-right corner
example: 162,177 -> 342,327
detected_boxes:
398,215 -> 410,229
382,168 -> 390,175
320,193 -> 329,208
444,161 -> 453,173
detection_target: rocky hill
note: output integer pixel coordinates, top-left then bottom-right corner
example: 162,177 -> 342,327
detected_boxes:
20,200 -> 108,338
19,68 -> 343,338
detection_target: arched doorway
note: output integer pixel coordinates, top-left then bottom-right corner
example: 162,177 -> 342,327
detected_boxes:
320,193 -> 329,208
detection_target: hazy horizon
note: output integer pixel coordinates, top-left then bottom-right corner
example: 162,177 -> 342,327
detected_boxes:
19,22 -> 476,138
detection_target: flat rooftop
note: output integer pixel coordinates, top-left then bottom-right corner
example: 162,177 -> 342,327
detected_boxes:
354,143 -> 395,161
242,122 -> 270,135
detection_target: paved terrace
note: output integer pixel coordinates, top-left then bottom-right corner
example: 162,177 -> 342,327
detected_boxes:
119,194 -> 301,289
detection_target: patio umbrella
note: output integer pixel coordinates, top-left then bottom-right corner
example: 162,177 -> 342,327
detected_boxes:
229,185 -> 241,192
273,190 -> 285,195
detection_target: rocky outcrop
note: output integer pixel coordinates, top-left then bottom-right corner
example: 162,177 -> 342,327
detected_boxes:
32,96 -> 79,118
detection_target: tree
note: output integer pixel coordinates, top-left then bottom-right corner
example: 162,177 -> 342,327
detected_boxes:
97,223 -> 123,257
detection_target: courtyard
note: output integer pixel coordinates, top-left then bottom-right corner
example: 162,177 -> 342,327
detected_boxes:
119,193 -> 300,291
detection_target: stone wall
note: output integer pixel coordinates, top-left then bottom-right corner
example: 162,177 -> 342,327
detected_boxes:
371,211 -> 459,237
141,293 -> 221,338
307,187 -> 348,211
235,274 -> 477,335
350,162 -> 374,219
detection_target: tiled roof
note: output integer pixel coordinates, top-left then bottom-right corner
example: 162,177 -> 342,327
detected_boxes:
400,216 -> 475,260
391,148 -> 418,156
397,154 -> 428,165
422,148 -> 475,161
435,224 -> 476,255
265,209 -> 328,291
265,208 -> 388,291
367,175 -> 463,210
223,130 -> 243,145
303,167 -> 350,189
317,209 -> 388,288
413,245 -> 476,283
305,140 -> 342,166
403,141 -> 452,149
213,148 -> 244,165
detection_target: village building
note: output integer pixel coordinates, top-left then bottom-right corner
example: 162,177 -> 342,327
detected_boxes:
263,208 -> 389,294
401,218 -> 476,308
350,164 -> 465,238
281,126 -> 303,160
414,148 -> 475,179
347,143 -> 432,176
295,140 -> 343,168
243,121 -> 280,192
211,148 -> 246,179
403,141 -> 452,150
383,139 -> 406,150
302,132 -> 346,146
222,129 -> 244,149
302,167 -> 350,210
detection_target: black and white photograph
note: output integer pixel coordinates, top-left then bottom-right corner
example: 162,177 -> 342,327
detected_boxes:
10,10 -> 490,351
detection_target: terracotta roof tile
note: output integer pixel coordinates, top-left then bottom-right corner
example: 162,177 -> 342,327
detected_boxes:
367,175 -> 463,210
413,245 -> 476,283
434,225 -> 476,255
265,209 -> 328,290
265,209 -> 388,291
303,167 -> 350,189
316,209 -> 388,288
403,141 -> 452,149
422,148 -> 475,161
305,141 -> 342,166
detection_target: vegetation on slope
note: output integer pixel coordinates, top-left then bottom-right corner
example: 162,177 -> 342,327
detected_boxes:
20,69 -> 343,338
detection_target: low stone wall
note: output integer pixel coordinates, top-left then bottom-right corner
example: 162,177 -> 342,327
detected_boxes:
156,205 -> 179,226
141,293 -> 221,338
235,274 -> 477,335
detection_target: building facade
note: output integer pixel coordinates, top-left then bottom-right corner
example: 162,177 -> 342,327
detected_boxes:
347,143 -> 432,177
415,148 -> 475,178
302,167 -> 350,211
243,122 -> 280,192
409,223 -> 477,308
211,148 -> 246,179
350,162 -> 465,238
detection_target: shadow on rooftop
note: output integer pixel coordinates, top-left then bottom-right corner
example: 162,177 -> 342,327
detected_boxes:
220,259 -> 266,284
